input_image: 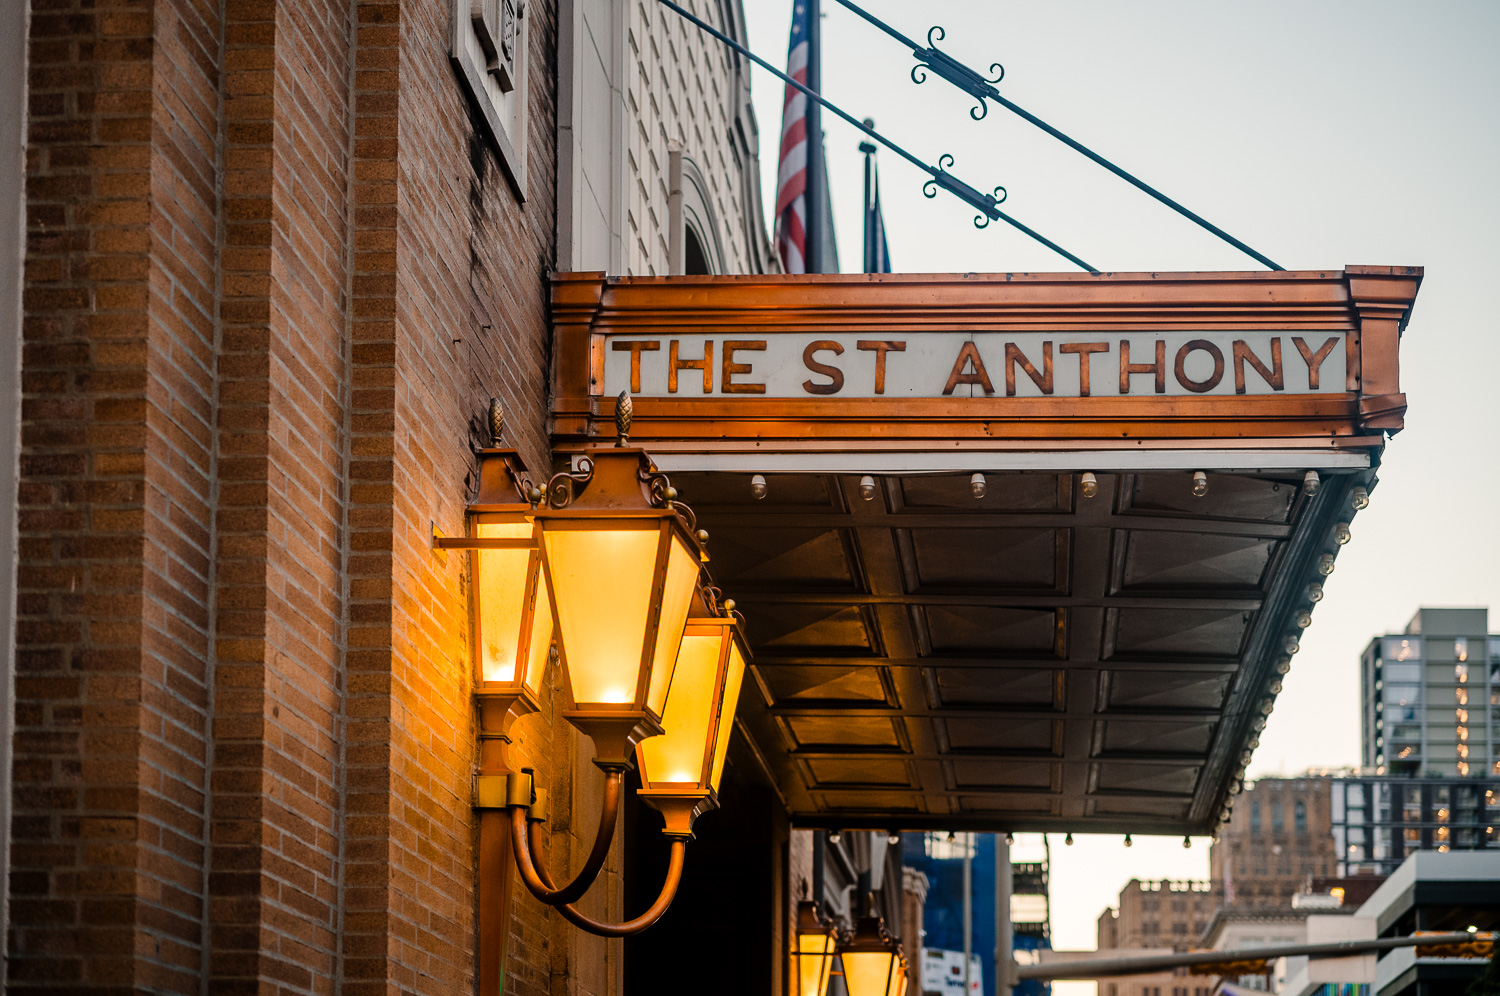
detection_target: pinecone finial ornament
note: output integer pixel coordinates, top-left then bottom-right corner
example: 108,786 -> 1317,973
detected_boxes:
487,397 -> 504,446
614,390 -> 633,446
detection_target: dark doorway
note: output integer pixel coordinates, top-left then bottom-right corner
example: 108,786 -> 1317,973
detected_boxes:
623,745 -> 781,995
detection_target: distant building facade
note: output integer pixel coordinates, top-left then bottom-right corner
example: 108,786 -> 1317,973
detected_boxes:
905,833 -> 1053,996
1097,879 -> 1220,996
1360,607 -> 1500,778
1212,776 -> 1339,905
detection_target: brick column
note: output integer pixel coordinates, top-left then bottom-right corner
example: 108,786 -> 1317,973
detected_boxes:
11,1 -> 222,991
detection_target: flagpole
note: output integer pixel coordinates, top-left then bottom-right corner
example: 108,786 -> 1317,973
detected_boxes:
804,0 -> 824,272
860,118 -> 876,273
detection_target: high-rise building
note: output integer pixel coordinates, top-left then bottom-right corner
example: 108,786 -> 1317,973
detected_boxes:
1211,776 -> 1339,906
1360,607 -> 1500,777
1331,774 -> 1499,875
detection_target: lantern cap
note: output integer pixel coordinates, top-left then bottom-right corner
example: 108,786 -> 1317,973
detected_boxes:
537,447 -> 685,518
843,903 -> 899,954
470,447 -> 533,510
795,898 -> 835,935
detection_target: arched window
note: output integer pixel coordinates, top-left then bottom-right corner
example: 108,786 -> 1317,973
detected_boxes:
684,226 -> 711,276
669,149 -> 727,275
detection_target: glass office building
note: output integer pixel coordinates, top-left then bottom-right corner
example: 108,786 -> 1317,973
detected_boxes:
1359,608 -> 1500,778
1332,775 -> 1499,876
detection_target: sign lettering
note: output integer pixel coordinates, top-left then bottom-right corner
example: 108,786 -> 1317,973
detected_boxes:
602,332 -> 1346,399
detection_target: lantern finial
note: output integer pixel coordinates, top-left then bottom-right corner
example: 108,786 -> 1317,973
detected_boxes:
615,390 -> 633,446
488,397 -> 505,445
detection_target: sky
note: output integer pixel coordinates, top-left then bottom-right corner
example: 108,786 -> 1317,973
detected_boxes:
736,0 -> 1500,978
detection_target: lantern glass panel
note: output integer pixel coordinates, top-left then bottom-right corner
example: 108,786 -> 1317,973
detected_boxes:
474,520 -> 537,685
794,932 -> 834,996
645,532 -> 700,716
707,636 -> 747,791
543,522 -> 662,705
638,629 -> 721,785
842,952 -> 897,996
524,555 -> 553,694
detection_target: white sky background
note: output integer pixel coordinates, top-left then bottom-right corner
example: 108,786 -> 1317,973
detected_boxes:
735,0 -> 1500,985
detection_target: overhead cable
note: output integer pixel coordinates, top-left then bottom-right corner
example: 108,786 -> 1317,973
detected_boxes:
832,0 -> 1285,271
655,0 -> 1098,273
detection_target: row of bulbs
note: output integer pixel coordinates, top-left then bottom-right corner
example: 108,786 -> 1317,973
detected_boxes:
825,829 -> 1199,849
1218,479 -> 1373,826
746,471 -> 1375,505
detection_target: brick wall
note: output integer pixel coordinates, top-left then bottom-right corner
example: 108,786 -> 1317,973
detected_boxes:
9,0 -> 581,992
14,1 -> 221,990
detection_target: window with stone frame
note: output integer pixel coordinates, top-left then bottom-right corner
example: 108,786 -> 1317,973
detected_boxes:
452,0 -> 530,196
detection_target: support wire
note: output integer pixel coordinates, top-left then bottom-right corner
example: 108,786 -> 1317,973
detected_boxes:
832,0 -> 1285,271
655,0 -> 1098,273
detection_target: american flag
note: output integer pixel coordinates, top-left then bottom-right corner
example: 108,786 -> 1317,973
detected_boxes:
774,1 -> 812,273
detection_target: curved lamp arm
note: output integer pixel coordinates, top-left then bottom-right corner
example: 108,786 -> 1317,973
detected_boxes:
509,767 -> 623,906
551,838 -> 686,937
508,805 -> 688,936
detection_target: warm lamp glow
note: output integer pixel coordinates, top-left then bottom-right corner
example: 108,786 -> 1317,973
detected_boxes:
541,521 -> 698,715
472,515 -> 551,702
641,632 -> 720,783
707,637 -> 747,791
793,901 -> 837,996
636,613 -> 749,794
647,535 -> 701,716
840,912 -> 903,996
841,949 -> 900,996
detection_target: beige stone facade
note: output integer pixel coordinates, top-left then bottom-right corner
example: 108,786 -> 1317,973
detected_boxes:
1097,880 -> 1222,996
1210,776 -> 1338,906
558,0 -> 776,276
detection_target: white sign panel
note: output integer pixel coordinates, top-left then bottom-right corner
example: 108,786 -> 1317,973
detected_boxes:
920,949 -> 983,995
601,331 -> 1347,399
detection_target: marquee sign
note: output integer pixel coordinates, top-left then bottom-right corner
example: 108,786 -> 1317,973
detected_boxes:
602,331 -> 1347,399
551,268 -> 1420,462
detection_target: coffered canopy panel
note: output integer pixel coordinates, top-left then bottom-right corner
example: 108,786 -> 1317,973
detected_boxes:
672,467 -> 1366,836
